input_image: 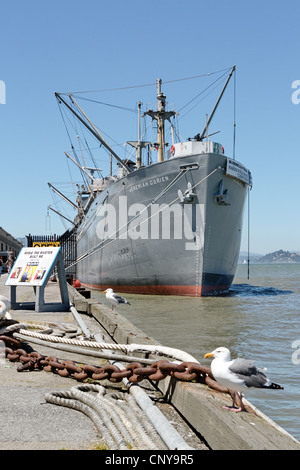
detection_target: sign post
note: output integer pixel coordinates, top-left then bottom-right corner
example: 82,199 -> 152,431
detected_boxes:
5,247 -> 69,312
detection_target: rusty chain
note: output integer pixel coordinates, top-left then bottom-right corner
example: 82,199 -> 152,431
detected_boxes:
0,335 -> 228,393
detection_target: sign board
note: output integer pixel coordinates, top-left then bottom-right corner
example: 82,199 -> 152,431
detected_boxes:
226,159 -> 253,187
33,241 -> 60,247
5,247 -> 60,287
5,246 -> 69,312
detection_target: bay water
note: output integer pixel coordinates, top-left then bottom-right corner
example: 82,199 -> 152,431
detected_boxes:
92,264 -> 300,442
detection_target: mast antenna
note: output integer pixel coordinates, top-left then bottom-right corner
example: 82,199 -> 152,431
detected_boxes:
127,101 -> 151,168
143,78 -> 176,162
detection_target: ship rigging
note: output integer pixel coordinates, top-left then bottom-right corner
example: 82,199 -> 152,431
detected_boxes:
48,66 -> 250,296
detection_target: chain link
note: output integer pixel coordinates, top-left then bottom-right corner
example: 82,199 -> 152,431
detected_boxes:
0,335 -> 228,393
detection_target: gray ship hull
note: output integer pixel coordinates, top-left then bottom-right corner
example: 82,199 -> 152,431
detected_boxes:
76,150 -> 250,296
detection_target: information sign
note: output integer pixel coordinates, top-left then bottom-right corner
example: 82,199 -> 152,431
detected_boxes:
5,247 -> 60,287
226,159 -> 252,186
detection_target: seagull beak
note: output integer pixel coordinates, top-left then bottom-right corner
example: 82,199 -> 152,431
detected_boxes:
204,352 -> 214,358
103,290 -> 107,293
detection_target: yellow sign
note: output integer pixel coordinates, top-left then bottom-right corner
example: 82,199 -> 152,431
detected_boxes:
33,241 -> 60,247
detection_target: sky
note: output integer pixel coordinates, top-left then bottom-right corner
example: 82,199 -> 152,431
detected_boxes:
1,0 -> 300,255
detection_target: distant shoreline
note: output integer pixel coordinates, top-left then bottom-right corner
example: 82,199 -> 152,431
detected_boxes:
239,249 -> 300,264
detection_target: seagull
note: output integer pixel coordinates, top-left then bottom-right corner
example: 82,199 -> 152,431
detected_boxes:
103,288 -> 131,310
204,347 -> 283,412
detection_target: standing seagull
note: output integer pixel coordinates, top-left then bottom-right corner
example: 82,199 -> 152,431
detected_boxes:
204,347 -> 283,412
103,288 -> 131,310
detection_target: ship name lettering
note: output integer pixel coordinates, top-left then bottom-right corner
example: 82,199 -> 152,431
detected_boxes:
149,175 -> 169,185
129,175 -> 169,193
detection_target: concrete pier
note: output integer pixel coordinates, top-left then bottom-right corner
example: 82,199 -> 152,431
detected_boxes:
68,284 -> 300,451
0,274 -> 299,450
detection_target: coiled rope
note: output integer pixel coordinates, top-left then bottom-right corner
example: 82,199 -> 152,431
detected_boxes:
0,307 -> 197,450
45,384 -> 167,450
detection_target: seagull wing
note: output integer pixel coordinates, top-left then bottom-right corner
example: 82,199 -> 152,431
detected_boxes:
228,358 -> 269,388
113,294 -> 130,304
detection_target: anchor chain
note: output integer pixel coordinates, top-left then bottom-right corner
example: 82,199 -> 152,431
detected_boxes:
0,335 -> 228,393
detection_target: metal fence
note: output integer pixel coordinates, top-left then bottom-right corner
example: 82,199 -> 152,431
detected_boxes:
27,229 -> 77,279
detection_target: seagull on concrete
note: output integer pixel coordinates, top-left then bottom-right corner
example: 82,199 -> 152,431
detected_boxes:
204,347 -> 283,412
103,288 -> 131,310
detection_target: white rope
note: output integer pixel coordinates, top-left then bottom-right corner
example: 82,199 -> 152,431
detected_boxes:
14,328 -> 199,362
105,393 -> 164,449
2,311 -> 195,450
15,328 -> 128,353
45,384 -> 167,450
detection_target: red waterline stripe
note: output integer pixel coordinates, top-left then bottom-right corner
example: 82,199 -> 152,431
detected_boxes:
78,283 -> 230,297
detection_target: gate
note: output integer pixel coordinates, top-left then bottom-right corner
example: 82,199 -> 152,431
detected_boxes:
27,229 -> 77,279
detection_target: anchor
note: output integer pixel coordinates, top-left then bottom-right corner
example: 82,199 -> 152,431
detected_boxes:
178,182 -> 196,203
214,180 -> 230,206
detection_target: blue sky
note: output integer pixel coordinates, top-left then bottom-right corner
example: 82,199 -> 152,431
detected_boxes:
1,0 -> 299,255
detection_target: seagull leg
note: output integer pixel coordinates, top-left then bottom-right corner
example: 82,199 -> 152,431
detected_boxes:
222,391 -> 244,412
237,392 -> 246,412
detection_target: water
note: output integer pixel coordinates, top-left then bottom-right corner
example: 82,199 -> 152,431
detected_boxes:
91,264 -> 300,442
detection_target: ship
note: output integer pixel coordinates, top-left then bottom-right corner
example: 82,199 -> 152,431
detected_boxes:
53,66 -> 252,296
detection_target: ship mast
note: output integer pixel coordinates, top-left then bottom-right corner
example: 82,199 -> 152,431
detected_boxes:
144,79 -> 176,162
196,65 -> 236,141
127,102 -> 150,169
